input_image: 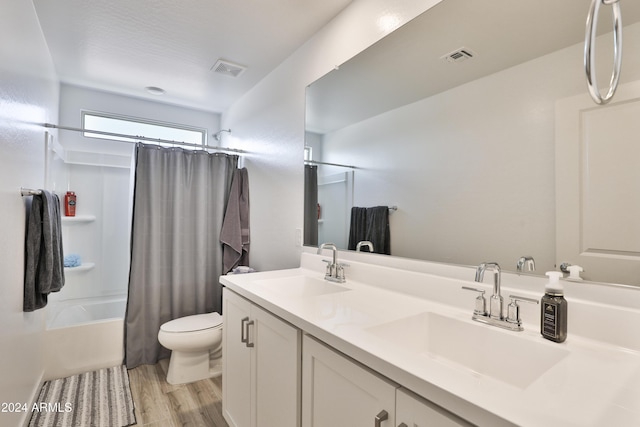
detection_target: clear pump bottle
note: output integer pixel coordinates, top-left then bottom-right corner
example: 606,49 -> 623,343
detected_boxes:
540,271 -> 567,343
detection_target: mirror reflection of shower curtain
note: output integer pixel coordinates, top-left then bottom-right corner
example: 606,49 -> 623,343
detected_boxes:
124,143 -> 237,369
303,164 -> 318,246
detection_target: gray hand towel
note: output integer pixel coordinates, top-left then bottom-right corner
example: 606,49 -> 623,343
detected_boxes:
366,206 -> 391,255
348,207 -> 368,250
24,190 -> 65,311
348,206 -> 390,255
220,168 -> 250,273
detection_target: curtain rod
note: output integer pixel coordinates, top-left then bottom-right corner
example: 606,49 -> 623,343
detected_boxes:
42,123 -> 245,154
305,160 -> 357,169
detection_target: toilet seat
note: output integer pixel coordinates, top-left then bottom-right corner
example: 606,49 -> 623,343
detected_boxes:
160,312 -> 222,333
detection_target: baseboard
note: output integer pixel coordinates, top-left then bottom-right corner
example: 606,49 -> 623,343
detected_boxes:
21,369 -> 45,427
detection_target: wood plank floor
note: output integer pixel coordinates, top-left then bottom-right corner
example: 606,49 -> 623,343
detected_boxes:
128,359 -> 229,427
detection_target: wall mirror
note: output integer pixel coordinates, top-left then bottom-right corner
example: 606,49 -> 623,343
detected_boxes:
304,0 -> 640,285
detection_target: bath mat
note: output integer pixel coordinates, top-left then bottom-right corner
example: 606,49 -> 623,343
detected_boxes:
28,365 -> 136,427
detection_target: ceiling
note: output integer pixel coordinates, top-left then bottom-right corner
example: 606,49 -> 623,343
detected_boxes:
32,0 -> 353,113
306,0 -> 640,134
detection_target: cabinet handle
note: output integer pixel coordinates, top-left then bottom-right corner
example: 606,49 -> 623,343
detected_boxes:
246,320 -> 255,348
240,316 -> 249,344
374,409 -> 388,427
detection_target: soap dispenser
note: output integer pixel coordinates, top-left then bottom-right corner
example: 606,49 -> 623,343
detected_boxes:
541,271 -> 567,343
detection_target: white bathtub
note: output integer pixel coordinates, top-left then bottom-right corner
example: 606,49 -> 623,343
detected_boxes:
44,296 -> 127,380
47,296 -> 126,329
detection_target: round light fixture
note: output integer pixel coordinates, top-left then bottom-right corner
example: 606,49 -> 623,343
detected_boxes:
145,86 -> 165,96
377,13 -> 400,33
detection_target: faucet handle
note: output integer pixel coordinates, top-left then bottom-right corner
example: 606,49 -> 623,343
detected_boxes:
462,286 -> 487,316
506,295 -> 539,325
322,259 -> 334,276
335,263 -> 349,281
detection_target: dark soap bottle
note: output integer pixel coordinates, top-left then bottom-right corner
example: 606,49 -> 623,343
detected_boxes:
541,271 -> 567,343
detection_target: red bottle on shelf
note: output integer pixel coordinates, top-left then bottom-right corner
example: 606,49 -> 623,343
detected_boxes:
64,191 -> 76,216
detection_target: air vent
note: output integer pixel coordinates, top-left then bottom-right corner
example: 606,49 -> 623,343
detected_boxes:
211,59 -> 247,77
441,47 -> 475,63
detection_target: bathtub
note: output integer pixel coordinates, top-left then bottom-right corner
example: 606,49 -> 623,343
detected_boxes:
47,296 -> 126,329
44,296 -> 127,380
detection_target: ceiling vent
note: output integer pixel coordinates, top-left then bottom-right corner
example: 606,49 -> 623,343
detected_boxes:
441,47 -> 475,63
211,59 -> 247,78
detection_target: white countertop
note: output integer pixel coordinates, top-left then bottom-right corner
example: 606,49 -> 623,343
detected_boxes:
220,254 -> 640,427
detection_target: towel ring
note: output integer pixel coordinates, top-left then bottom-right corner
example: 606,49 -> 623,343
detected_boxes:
584,0 -> 622,105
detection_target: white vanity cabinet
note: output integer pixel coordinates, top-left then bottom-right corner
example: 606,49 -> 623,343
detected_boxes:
222,288 -> 301,427
302,335 -> 397,427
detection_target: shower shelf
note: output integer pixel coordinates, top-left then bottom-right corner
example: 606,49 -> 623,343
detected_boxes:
61,215 -> 96,224
64,262 -> 95,272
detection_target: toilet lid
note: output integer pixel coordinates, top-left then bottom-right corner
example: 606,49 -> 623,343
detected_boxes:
160,312 -> 222,333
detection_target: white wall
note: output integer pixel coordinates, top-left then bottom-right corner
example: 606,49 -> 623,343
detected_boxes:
320,22 -> 640,273
0,1 -> 60,425
222,0 -> 443,271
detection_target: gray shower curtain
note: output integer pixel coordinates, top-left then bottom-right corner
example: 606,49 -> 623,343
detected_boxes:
124,143 -> 237,369
303,164 -> 318,246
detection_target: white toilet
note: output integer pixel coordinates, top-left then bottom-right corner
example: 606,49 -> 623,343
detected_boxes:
157,312 -> 223,385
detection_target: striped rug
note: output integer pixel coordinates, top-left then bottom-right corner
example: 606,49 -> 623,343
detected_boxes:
28,365 -> 136,427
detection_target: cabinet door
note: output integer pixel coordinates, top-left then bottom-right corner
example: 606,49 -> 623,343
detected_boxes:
222,288 -> 253,427
302,335 -> 396,427
253,305 -> 301,427
396,388 -> 472,427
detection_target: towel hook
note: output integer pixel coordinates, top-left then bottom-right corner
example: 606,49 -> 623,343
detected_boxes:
21,188 -> 42,196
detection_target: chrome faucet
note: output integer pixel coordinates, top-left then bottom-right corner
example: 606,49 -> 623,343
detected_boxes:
317,243 -> 348,283
475,262 -> 502,320
463,261 -> 538,331
355,241 -> 374,252
516,256 -> 536,273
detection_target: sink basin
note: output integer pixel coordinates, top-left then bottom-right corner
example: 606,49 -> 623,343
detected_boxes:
253,275 -> 351,297
367,312 -> 569,388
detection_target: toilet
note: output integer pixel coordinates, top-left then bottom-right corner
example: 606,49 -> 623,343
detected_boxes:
157,312 -> 223,385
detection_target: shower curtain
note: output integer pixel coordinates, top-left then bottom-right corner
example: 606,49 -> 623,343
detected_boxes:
303,164 -> 318,246
124,143 -> 237,368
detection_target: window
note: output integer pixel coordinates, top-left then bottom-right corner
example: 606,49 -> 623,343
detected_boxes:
82,112 -> 207,148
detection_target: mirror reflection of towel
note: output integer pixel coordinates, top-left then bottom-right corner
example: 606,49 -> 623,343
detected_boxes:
24,190 -> 65,311
221,168 -> 250,273
348,206 -> 390,255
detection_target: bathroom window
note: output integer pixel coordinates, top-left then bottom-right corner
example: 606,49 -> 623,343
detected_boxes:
82,112 -> 207,148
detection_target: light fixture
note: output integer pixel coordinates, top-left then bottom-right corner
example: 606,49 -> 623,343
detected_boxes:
377,13 -> 401,33
145,86 -> 165,96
